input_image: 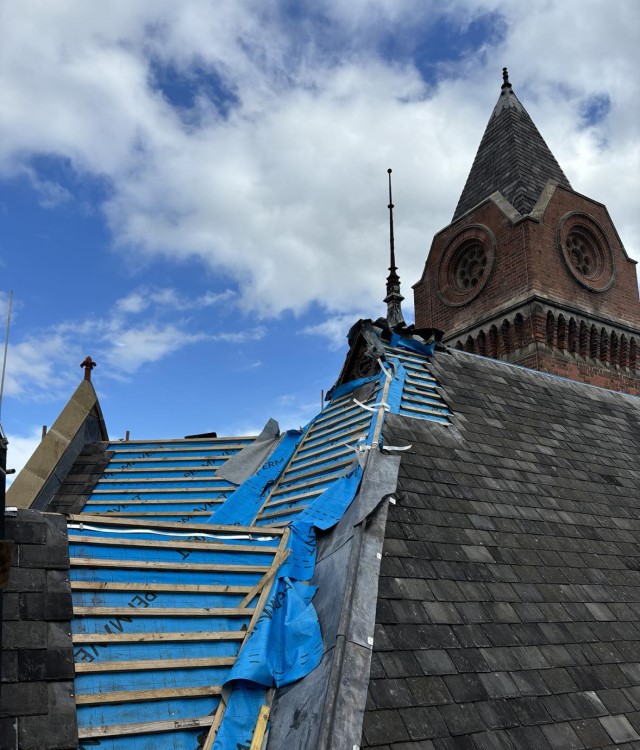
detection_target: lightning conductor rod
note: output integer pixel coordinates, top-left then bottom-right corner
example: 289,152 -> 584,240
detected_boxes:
0,290 -> 13,424
384,169 -> 405,328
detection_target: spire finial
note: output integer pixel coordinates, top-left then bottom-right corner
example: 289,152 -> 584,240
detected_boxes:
384,168 -> 405,328
387,168 -> 396,272
501,67 -> 512,90
81,356 -> 97,382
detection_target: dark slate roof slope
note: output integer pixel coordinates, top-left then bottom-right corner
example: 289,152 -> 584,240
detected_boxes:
453,83 -> 572,220
362,349 -> 640,749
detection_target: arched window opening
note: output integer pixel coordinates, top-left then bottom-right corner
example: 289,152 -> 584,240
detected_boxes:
465,335 -> 475,353
630,338 -> 637,370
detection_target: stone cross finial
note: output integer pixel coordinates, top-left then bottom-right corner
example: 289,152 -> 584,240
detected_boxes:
80,356 -> 97,381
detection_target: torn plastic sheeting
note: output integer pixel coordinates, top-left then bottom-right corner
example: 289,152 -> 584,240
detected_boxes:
230,577 -> 321,687
389,331 -> 436,357
206,429 -> 303,526
214,457 -> 365,749
213,578 -> 322,750
384,359 -> 407,416
326,373 -> 380,402
215,418 -> 281,485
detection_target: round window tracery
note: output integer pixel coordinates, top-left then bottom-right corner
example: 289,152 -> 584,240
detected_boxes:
557,212 -> 614,293
567,229 -> 600,279
436,224 -> 497,307
453,242 -> 487,291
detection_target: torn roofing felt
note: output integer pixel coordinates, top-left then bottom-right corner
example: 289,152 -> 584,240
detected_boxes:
362,348 -> 640,749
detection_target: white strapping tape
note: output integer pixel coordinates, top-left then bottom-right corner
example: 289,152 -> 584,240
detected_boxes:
67,523 -> 273,541
353,398 -> 390,413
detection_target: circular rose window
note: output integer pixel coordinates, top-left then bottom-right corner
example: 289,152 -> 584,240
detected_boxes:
453,242 -> 487,291
557,212 -> 614,292
437,225 -> 496,306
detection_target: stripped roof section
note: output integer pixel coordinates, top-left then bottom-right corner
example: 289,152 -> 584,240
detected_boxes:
452,74 -> 572,220
82,437 -> 253,522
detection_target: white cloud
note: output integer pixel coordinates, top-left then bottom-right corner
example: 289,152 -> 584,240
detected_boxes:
114,287 -> 235,316
0,285 -> 252,401
0,1 -> 638,321
302,313 -> 368,350
212,326 -> 266,344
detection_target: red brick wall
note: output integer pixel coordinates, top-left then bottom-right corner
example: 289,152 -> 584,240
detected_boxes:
415,184 -> 640,394
514,350 -> 640,396
414,185 -> 640,336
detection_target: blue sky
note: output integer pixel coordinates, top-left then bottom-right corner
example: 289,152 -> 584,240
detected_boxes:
1,0 -> 639,478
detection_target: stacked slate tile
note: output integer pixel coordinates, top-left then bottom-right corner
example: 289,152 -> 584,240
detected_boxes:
362,349 -> 640,750
0,509 -> 76,750
452,86 -> 572,220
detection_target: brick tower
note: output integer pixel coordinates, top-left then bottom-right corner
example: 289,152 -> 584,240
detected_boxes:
413,69 -> 640,394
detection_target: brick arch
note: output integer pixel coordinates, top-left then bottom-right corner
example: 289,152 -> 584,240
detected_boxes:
578,320 -> 589,357
600,327 -> 609,364
501,319 -> 511,356
589,325 -> 599,360
620,335 -> 629,368
514,314 -> 524,349
568,318 -> 577,354
477,330 -> 487,356
557,315 -> 567,350
489,325 -> 498,358
545,311 -> 555,348
610,331 -> 619,367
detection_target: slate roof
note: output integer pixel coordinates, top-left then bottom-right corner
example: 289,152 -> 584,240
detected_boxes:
362,348 -> 640,749
452,81 -> 572,220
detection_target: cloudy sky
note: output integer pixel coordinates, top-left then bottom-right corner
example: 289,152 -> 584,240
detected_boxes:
1,0 -> 638,479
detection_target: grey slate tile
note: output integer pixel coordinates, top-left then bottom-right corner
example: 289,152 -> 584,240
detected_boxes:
438,703 -> 485,736
415,650 -> 457,677
540,721 -> 584,749
399,707 -> 448,741
599,714 -> 640,744
363,709 -> 411,745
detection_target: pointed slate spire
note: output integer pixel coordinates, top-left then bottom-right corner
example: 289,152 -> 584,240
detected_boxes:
384,168 -> 405,328
452,68 -> 572,220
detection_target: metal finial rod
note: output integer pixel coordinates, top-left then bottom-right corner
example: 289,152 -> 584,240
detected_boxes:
501,67 -> 511,89
387,168 -> 396,271
384,168 -> 405,328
